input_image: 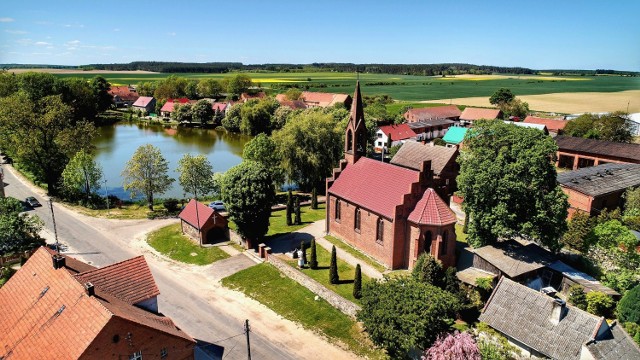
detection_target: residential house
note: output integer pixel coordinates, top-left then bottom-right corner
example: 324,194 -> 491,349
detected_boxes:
212,101 -> 228,114
629,113 -> 640,136
300,91 -> 352,109
0,247 -> 196,360
557,163 -> 640,219
131,96 -> 156,115
326,81 -> 458,270
555,136 -> 640,169
161,98 -> 194,118
404,105 -> 461,123
108,85 -> 139,107
240,92 -> 267,102
374,124 -> 417,152
442,126 -> 468,147
274,94 -> 308,109
391,142 -> 459,201
179,199 -> 229,245
523,116 -> 568,135
459,107 -> 502,125
407,119 -> 456,141
480,278 -> 639,359
504,120 -> 549,134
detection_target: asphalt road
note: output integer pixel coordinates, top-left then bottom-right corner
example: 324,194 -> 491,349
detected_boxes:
2,165 -> 297,360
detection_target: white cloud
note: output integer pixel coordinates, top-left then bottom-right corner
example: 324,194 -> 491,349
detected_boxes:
34,41 -> 51,46
0,17 -> 15,22
168,32 -> 176,36
5,30 -> 28,34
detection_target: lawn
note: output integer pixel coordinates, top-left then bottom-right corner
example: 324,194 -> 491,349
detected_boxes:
68,202 -> 171,220
285,244 -> 371,304
455,224 -> 468,244
147,223 -> 229,265
222,263 -> 386,359
228,203 -> 327,239
324,235 -> 387,273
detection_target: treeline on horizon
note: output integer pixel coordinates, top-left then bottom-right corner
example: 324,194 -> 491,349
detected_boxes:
1,61 -> 638,76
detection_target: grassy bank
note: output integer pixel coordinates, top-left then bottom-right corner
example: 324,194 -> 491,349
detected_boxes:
147,223 -> 229,265
324,235 -> 387,273
222,263 -> 386,359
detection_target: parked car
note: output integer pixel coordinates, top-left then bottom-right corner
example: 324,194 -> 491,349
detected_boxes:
208,201 -> 225,211
25,196 -> 42,207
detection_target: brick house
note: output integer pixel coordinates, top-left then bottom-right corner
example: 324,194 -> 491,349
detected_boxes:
557,163 -> 640,219
403,105 -> 461,123
0,247 -> 195,359
178,199 -> 229,245
523,116 -> 568,135
326,82 -> 457,270
555,136 -> 640,170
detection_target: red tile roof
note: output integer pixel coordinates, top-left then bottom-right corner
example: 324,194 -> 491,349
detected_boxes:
523,116 -> 568,133
76,256 -> 160,305
404,105 -> 461,121
179,199 -> 225,229
132,96 -> 154,108
108,86 -> 139,102
328,157 -> 420,219
408,188 -> 457,225
301,91 -> 350,107
0,248 -> 194,359
378,124 -> 417,141
212,102 -> 228,111
460,107 -> 502,121
240,92 -> 266,102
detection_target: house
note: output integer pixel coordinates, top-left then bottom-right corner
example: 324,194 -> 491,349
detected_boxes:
503,120 -> 549,134
407,119 -> 456,141
555,136 -> 640,169
442,126 -> 468,147
300,91 -> 351,109
108,85 -> 139,107
131,96 -> 156,115
523,116 -> 568,135
546,260 -> 619,298
161,98 -> 194,118
557,163 -> 640,219
629,113 -> 640,136
480,278 -> 639,360
0,247 -> 195,359
179,199 -> 229,245
275,94 -> 308,110
326,81 -> 458,270
459,107 -> 502,125
390,142 -> 459,201
404,105 -> 461,123
240,92 -> 267,102
374,124 -> 417,152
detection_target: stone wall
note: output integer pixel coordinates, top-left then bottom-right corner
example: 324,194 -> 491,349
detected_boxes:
267,254 -> 361,318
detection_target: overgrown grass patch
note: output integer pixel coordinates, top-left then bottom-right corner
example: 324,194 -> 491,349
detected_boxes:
222,263 -> 386,359
324,235 -> 387,273
147,224 -> 229,265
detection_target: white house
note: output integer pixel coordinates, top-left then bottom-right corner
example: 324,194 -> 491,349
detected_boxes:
375,124 -> 417,152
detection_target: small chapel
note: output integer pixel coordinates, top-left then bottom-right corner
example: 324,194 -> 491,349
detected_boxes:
326,81 -> 458,270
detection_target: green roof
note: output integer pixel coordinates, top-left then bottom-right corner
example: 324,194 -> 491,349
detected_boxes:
442,127 -> 468,144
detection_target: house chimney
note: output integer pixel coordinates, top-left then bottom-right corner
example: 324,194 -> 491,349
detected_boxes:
550,298 -> 566,325
84,282 -> 95,297
52,254 -> 66,269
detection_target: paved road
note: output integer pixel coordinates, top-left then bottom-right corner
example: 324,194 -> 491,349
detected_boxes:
2,165 -> 297,360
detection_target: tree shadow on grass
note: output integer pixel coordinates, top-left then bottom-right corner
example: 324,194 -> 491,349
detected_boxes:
337,279 -> 354,285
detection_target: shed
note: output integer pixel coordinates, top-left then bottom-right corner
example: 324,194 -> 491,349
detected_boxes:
178,199 -> 229,245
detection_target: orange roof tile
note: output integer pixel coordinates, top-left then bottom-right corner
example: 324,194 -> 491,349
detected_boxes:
378,124 -> 417,141
301,91 -> 350,107
523,116 -> 568,132
178,199 -> 226,229
408,188 -> 457,226
460,107 -> 502,121
404,105 -> 461,121
108,86 -> 139,102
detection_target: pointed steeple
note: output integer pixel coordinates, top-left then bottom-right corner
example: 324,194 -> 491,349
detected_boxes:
344,80 -> 368,165
349,80 -> 365,128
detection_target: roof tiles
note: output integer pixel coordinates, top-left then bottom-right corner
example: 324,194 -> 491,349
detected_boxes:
460,107 -> 501,121
523,116 -> 568,132
408,188 -> 457,226
390,142 -> 458,174
555,136 -> 640,162
378,124 -> 417,141
404,105 -> 461,121
557,163 -> 640,197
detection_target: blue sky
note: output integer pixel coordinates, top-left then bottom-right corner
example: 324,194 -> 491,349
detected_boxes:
1,0 -> 639,70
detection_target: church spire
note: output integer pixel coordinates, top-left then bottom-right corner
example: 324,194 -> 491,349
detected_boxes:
344,80 -> 367,165
350,80 -> 365,128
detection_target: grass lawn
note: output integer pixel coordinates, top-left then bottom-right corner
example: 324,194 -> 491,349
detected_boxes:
285,244 -> 371,304
68,202 -> 171,220
147,223 -> 229,265
324,235 -> 387,273
455,224 -> 468,244
229,203 -> 326,239
222,263 -> 386,359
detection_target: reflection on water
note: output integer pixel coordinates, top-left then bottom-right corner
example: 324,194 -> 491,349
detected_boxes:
94,122 -> 250,200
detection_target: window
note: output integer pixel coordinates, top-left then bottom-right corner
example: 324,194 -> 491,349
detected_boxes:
354,208 -> 361,232
377,133 -> 383,138
377,141 -> 383,147
347,130 -> 353,151
424,231 -> 433,254
376,218 -> 384,243
160,348 -> 168,359
129,351 -> 143,360
335,199 -> 341,222
440,230 -> 448,256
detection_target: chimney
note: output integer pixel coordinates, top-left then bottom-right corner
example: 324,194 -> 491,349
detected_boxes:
550,298 -> 566,325
84,282 -> 95,297
52,254 -> 66,269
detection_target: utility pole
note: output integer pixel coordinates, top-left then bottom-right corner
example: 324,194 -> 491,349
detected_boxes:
48,198 -> 60,254
244,319 -> 252,360
104,178 -> 109,213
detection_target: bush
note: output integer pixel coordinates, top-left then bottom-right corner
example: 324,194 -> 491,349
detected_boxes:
568,284 -> 587,311
423,331 -> 480,360
618,284 -> 640,324
412,253 -> 444,286
432,138 -> 446,146
329,245 -> 339,284
163,198 -> 180,212
562,211 -> 595,252
586,291 -> 615,317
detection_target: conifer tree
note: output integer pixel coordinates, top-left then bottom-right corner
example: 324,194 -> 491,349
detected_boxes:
309,238 -> 318,269
301,240 -> 307,265
311,187 -> 318,209
286,190 -> 293,226
330,245 -> 339,284
294,196 -> 302,225
353,264 -> 362,299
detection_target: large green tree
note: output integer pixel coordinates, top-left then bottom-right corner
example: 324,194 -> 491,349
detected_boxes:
239,98 -> 280,135
243,134 -> 284,185
457,120 -> 568,251
171,103 -> 192,123
564,112 -> 633,143
197,78 -> 222,98
121,144 -> 175,210
618,284 -> 640,324
0,197 -> 44,256
220,161 -> 275,247
223,74 -> 253,98
91,76 -> 113,113
591,219 -> 639,270
177,154 -> 216,199
489,88 -> 515,106
61,150 -> 103,202
191,100 -> 214,125
357,277 -> 461,359
0,93 -> 96,195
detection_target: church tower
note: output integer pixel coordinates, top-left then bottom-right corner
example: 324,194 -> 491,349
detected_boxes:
344,80 -> 367,165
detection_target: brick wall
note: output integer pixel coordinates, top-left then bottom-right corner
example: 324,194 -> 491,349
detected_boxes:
407,223 -> 456,269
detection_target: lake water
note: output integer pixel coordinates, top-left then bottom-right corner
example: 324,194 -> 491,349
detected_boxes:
94,122 -> 250,200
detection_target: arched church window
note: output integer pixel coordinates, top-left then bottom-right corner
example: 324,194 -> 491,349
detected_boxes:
376,218 -> 384,243
425,231 -> 433,254
354,207 -> 361,231
347,130 -> 353,152
440,230 -> 448,256
335,199 -> 341,221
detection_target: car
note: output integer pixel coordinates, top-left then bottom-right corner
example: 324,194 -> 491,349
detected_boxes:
208,201 -> 225,211
25,196 -> 42,207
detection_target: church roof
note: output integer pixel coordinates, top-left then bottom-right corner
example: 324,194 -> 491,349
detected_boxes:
408,188 -> 457,226
328,157 -> 420,219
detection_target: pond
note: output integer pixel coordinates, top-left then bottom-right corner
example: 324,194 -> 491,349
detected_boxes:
94,122 -> 251,200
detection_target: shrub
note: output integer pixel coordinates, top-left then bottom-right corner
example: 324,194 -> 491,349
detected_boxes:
432,138 -> 446,146
423,331 -> 480,360
412,253 -> 444,286
618,284 -> 640,324
309,238 -> 318,269
300,240 -> 307,265
329,245 -> 339,284
353,264 -> 362,299
562,211 -> 595,252
586,291 -> 615,317
163,198 -> 180,212
568,284 -> 588,310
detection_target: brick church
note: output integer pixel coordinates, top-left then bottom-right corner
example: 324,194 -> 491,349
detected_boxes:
326,81 -> 458,270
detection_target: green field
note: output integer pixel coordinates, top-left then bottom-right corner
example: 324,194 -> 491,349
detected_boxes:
51,71 -> 640,102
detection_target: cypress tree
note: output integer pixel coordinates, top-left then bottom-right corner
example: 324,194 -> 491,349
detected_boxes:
311,187 -> 318,209
330,245 -> 339,284
310,238 -> 318,269
353,264 -> 362,299
286,190 -> 293,226
301,240 -> 307,265
294,196 -> 302,225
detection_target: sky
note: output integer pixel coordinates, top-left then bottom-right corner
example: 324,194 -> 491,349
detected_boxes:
1,0 -> 639,71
